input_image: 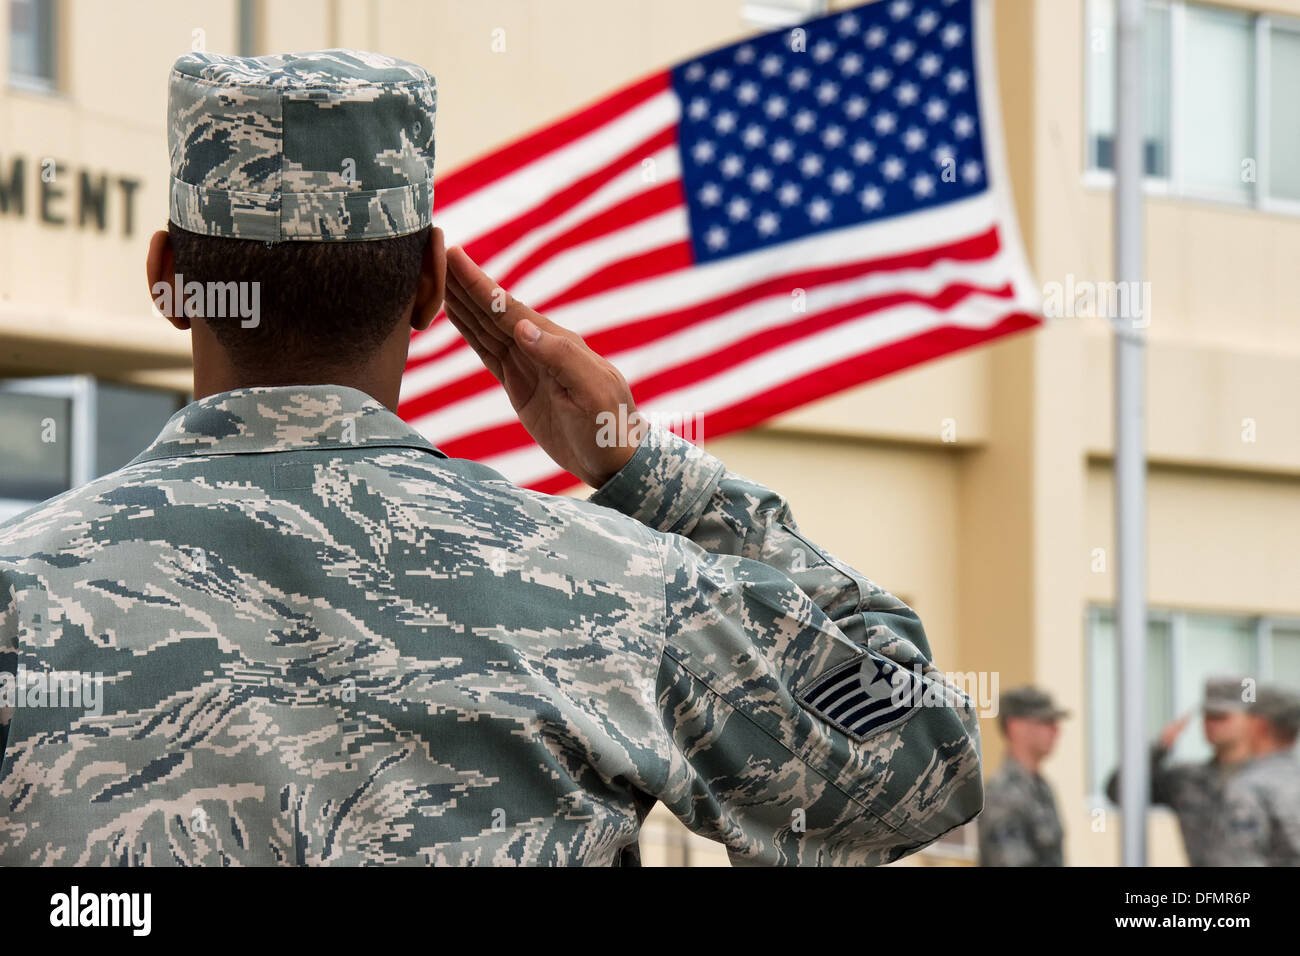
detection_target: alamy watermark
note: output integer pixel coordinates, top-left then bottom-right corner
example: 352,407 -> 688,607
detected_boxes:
151,273 -> 261,328
0,665 -> 103,717
595,404 -> 705,448
1041,274 -> 1151,327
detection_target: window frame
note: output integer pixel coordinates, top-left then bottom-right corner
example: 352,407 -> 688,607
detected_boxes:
0,374 -> 94,522
1082,0 -> 1300,216
7,0 -> 59,94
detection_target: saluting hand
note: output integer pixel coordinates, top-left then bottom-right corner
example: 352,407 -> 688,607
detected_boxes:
442,246 -> 646,488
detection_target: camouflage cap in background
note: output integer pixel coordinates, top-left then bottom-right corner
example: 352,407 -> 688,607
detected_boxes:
1252,683 -> 1300,735
999,686 -> 1070,722
1202,676 -> 1253,714
168,48 -> 436,242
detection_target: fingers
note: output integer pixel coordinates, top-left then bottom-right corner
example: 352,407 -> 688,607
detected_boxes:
446,246 -> 566,342
443,296 -> 504,382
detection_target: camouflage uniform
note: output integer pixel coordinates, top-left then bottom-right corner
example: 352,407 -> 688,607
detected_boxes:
1103,677 -> 1252,866
0,386 -> 983,865
977,687 -> 1066,866
1215,685 -> 1300,867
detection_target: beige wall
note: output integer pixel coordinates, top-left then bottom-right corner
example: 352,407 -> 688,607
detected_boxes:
3,0 -> 1298,866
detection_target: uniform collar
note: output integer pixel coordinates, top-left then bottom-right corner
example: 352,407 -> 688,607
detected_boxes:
127,384 -> 448,464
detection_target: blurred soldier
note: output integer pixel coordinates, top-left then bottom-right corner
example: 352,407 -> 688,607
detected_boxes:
978,687 -> 1068,866
0,50 -> 983,865
1217,684 -> 1300,866
1104,676 -> 1254,867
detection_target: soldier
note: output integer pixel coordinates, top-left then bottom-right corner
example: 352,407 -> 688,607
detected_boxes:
977,686 -> 1068,866
1217,684 -> 1300,866
1103,676 -> 1254,867
0,49 -> 983,865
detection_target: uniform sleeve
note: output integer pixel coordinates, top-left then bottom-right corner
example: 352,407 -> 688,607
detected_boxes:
1105,744 -> 1184,807
0,575 -> 15,767
589,423 -> 984,865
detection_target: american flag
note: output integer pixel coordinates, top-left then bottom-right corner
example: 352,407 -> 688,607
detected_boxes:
400,0 -> 1041,493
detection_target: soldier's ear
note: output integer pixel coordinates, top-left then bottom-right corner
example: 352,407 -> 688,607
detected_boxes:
146,228 -> 190,331
411,226 -> 445,332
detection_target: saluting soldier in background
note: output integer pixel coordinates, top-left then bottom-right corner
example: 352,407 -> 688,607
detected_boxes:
1216,684 -> 1300,866
0,50 -> 983,866
978,687 -> 1068,866
1104,676 -> 1254,867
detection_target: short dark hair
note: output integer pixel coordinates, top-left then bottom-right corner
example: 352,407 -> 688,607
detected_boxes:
167,221 -> 430,379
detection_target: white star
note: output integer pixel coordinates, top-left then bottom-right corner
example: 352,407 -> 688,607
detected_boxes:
882,155 -> 906,181
704,225 -> 729,250
714,110 -> 737,134
941,23 -> 965,48
697,182 -> 722,206
911,173 -> 935,197
903,126 -> 927,151
710,68 -> 731,90
815,80 -> 840,105
868,66 -> 892,91
829,168 -> 854,193
760,53 -> 783,77
895,82 -> 919,106
916,10 -> 940,34
756,210 -> 781,236
889,0 -> 913,20
837,13 -> 860,36
865,25 -> 888,49
764,95 -> 788,120
691,140 -> 716,163
851,139 -> 876,164
799,153 -> 824,177
840,52 -> 864,76
742,123 -> 766,148
726,196 -> 751,221
952,113 -> 975,138
918,52 -> 942,77
688,97 -> 710,121
749,167 -> 773,191
777,182 -> 802,206
946,69 -> 968,93
961,159 -> 983,183
873,110 -> 898,135
806,196 -> 832,223
684,62 -> 705,82
735,44 -> 756,64
736,81 -> 760,105
924,98 -> 948,122
860,185 -> 884,210
812,39 -> 836,63
892,38 -> 916,63
720,153 -> 744,178
788,67 -> 811,91
793,109 -> 817,134
821,125 -> 846,148
931,143 -> 956,166
844,96 -> 869,120
770,138 -> 795,163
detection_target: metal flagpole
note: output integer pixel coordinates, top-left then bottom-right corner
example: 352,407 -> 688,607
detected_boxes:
1115,0 -> 1148,868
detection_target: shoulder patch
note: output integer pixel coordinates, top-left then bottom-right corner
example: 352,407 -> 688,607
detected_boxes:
797,651 -> 927,742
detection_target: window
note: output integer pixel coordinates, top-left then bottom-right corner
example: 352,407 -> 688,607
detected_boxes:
1085,0 -> 1300,211
1087,607 -> 1300,797
0,377 -> 187,522
9,0 -> 56,90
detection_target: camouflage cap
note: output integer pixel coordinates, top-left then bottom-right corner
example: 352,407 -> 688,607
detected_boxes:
167,48 -> 436,242
999,686 -> 1069,722
1203,676 -> 1252,714
1252,683 -> 1300,735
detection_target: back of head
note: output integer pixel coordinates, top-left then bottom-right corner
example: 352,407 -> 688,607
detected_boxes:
164,49 -> 438,380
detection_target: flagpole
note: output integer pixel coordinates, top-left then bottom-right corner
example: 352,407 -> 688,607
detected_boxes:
1115,0 -> 1148,868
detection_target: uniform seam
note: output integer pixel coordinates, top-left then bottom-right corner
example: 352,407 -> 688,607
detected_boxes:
659,644 -> 905,836
647,526 -> 675,801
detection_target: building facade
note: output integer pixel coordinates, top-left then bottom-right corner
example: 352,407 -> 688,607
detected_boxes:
1,0 -> 1297,866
